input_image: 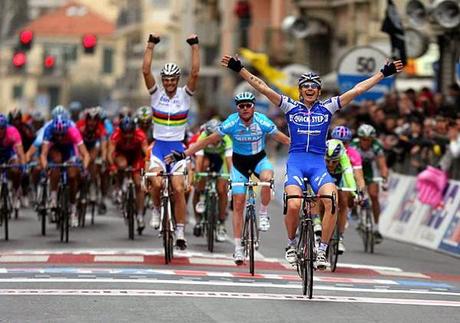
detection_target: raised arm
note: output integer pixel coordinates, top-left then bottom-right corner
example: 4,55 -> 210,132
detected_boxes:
142,34 -> 160,91
221,55 -> 282,106
339,60 -> 404,107
186,34 -> 200,92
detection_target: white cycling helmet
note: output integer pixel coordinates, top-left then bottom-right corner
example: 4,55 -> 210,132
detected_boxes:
161,63 -> 181,77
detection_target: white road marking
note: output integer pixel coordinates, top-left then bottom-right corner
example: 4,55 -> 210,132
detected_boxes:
375,270 -> 430,279
0,278 -> 459,297
339,263 -> 402,272
94,256 -> 144,263
189,258 -> 236,266
0,288 -> 459,307
0,256 -> 49,263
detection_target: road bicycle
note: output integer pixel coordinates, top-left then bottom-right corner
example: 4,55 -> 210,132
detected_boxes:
143,169 -> 186,264
283,178 -> 336,299
0,164 -> 22,241
195,171 -> 229,252
48,162 -> 81,243
230,178 -> 274,276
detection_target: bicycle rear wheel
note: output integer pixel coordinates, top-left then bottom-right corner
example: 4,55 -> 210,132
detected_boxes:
248,207 -> 256,276
127,186 -> 135,240
206,195 -> 217,253
63,187 -> 70,243
1,184 -> 9,241
329,227 -> 339,272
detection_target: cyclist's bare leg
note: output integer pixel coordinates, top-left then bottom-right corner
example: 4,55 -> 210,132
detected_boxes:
8,157 -> 22,192
337,190 -> 350,235
88,147 -> 99,187
367,182 -> 380,224
193,178 -> 205,218
217,179 -> 228,221
48,149 -> 63,192
148,166 -> 163,209
133,172 -> 144,215
171,176 -> 186,225
318,182 -> 338,243
114,155 -> 128,193
258,169 -> 273,207
232,193 -> 246,239
284,185 -> 302,240
68,166 -> 80,204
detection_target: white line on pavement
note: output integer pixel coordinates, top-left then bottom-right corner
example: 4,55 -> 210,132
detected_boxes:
0,256 -> 50,263
0,288 -> 459,307
0,278 -> 459,297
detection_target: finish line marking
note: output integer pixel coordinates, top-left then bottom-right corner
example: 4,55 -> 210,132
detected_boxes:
0,278 -> 457,297
0,288 -> 459,307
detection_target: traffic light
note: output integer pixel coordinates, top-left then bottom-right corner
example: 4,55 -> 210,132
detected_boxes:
82,34 -> 97,54
44,55 -> 56,72
12,51 -> 27,69
19,30 -> 33,51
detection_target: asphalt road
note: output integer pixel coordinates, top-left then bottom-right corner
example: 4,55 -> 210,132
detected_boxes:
1,165 -> 460,322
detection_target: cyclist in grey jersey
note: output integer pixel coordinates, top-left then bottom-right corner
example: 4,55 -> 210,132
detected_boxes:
220,53 -> 403,270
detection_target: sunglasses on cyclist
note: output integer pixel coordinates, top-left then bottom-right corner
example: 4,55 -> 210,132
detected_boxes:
300,83 -> 320,90
326,158 -> 339,165
237,103 -> 254,110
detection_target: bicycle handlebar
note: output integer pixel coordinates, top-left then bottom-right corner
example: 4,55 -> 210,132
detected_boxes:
195,172 -> 230,179
0,164 -> 23,170
47,161 -> 82,169
143,171 -> 186,177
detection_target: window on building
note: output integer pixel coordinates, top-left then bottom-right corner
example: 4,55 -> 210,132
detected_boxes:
103,47 -> 114,74
12,85 -> 23,99
151,0 -> 169,8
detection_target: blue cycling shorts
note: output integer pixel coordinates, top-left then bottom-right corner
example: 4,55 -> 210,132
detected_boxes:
149,140 -> 186,173
285,151 -> 334,194
231,155 -> 273,195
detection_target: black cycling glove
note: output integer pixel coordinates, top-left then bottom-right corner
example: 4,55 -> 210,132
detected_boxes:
148,34 -> 160,44
186,36 -> 199,46
380,62 -> 397,77
226,56 -> 244,73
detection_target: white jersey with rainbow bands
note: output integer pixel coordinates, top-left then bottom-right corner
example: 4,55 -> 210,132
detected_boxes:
149,85 -> 192,141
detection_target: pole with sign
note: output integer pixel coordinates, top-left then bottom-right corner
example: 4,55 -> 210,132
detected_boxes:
337,46 -> 396,102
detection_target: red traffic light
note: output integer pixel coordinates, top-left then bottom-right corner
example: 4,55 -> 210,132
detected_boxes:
12,52 -> 27,68
82,34 -> 97,53
20,30 -> 33,45
44,55 -> 56,69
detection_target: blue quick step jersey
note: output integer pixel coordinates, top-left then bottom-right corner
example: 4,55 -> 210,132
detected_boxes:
279,95 -> 341,154
216,112 -> 278,156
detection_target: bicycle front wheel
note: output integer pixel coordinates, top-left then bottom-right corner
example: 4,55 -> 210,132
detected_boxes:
248,207 -> 256,276
206,195 -> 217,253
1,184 -> 9,241
329,227 -> 339,272
127,186 -> 135,240
302,220 -> 314,299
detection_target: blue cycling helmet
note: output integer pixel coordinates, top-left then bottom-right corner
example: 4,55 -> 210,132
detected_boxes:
120,116 -> 136,133
234,91 -> 256,105
51,105 -> 70,119
331,126 -> 353,142
52,116 -> 70,135
0,114 -> 8,129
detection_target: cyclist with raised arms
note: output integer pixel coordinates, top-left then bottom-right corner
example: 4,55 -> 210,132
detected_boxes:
193,118 -> 233,242
40,116 -> 90,227
324,139 -> 357,254
220,54 -> 402,269
166,92 -> 290,264
142,32 -> 200,250
351,124 -> 389,243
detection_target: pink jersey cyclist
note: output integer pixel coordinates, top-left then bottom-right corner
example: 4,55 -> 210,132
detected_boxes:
346,146 -> 362,169
43,123 -> 83,161
0,125 -> 23,163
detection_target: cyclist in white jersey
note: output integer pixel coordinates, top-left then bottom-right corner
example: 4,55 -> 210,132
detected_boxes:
221,54 -> 403,269
142,33 -> 200,250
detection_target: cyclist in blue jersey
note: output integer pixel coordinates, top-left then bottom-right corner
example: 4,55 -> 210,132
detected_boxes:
220,54 -> 403,270
166,91 -> 290,264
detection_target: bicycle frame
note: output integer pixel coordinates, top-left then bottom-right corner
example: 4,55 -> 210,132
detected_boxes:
0,164 -> 21,241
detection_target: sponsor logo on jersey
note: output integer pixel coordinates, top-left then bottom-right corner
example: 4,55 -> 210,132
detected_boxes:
289,112 -> 329,126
